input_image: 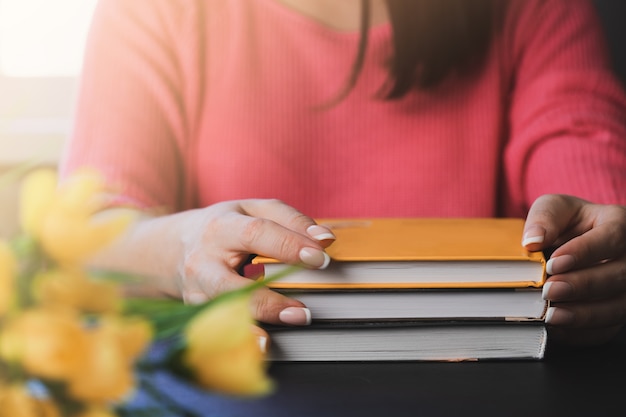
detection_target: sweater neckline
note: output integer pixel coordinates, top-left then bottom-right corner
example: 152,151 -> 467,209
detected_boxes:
259,0 -> 391,41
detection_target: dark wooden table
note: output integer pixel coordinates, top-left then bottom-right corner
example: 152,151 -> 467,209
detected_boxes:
125,328 -> 626,417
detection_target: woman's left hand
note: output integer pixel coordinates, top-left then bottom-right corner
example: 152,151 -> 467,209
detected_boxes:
522,194 -> 626,346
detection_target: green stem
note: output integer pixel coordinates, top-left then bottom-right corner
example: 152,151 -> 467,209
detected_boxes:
125,265 -> 301,340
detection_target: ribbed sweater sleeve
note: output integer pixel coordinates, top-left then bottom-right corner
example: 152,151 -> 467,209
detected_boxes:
502,0 -> 626,215
61,0 -> 202,211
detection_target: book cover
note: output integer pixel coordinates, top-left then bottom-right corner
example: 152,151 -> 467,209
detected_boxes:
255,218 -> 547,289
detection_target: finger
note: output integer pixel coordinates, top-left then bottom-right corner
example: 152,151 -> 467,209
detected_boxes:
223,214 -> 331,269
523,197 -> 626,274
183,262 -> 312,326
522,194 -> 587,252
240,199 -> 336,246
205,200 -> 334,268
544,292 -> 626,329
249,285 -> 312,326
542,256 -> 626,302
548,324 -> 623,347
546,206 -> 626,275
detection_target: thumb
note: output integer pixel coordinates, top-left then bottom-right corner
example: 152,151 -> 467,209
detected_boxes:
249,285 -> 312,327
521,194 -> 588,253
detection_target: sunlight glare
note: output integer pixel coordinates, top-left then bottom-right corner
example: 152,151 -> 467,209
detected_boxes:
0,0 -> 98,76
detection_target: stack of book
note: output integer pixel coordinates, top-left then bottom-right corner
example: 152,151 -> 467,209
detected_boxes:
254,218 -> 548,362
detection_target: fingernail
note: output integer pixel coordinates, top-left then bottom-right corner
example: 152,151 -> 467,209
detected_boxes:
279,307 -> 312,325
306,225 -> 336,241
299,247 -> 331,269
546,255 -> 576,275
542,281 -> 573,301
184,292 -> 208,305
521,226 -> 545,247
258,336 -> 268,354
545,306 -> 575,325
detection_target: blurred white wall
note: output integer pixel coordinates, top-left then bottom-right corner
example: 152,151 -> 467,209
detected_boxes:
0,0 -> 96,165
0,0 -> 96,235
0,76 -> 78,165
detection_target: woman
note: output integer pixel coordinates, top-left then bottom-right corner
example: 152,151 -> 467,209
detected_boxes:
62,0 -> 626,346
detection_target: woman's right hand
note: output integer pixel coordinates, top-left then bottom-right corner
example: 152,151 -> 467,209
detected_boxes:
99,199 -> 335,326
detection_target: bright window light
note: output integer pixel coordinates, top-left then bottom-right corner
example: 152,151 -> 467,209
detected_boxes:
0,0 -> 98,77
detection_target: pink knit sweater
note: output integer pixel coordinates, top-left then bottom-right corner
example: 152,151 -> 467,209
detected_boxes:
62,0 -> 626,219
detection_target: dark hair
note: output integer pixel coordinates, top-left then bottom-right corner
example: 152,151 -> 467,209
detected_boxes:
334,0 -> 497,103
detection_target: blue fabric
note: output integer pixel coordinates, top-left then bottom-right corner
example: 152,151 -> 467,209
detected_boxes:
119,339 -> 274,417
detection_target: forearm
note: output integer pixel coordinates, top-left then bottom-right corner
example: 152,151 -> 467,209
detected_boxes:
88,208 -> 189,299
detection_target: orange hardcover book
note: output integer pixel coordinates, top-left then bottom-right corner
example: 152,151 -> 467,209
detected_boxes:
255,218 -> 547,290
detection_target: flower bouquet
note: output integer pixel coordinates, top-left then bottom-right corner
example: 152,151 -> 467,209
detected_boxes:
0,168 -> 292,416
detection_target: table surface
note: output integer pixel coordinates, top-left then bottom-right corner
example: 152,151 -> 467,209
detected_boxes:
127,328 -> 626,417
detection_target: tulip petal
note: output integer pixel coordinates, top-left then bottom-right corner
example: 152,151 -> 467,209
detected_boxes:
183,295 -> 273,396
18,169 -> 57,238
0,240 -> 16,316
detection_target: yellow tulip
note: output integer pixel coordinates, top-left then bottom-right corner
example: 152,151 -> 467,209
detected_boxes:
0,384 -> 61,417
67,330 -> 134,403
0,240 -> 16,316
33,268 -> 122,314
19,168 -> 132,266
103,316 -> 153,360
53,168 -> 105,215
38,206 -> 131,267
183,295 -> 273,396
0,308 -> 90,381
18,168 -> 57,237
66,316 -> 150,403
